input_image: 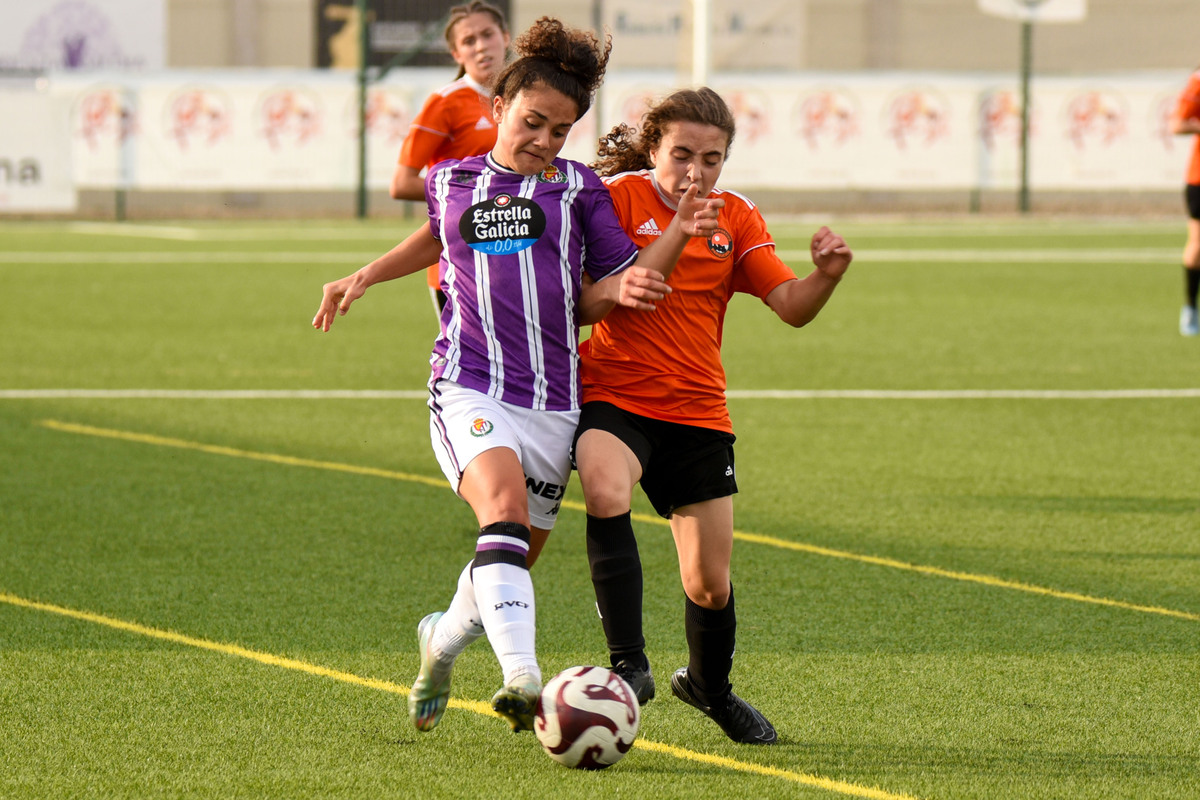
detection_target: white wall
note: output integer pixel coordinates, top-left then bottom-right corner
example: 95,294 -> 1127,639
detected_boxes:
35,68 -> 1191,194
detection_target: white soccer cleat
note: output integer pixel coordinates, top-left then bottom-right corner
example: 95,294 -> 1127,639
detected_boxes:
1181,305 -> 1199,337
408,612 -> 452,732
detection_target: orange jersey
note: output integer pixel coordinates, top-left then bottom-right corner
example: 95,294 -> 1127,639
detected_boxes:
399,76 -> 497,290
1174,70 -> 1200,185
399,76 -> 496,170
580,171 -> 797,433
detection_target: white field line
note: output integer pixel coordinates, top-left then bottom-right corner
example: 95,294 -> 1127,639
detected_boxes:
0,251 -> 378,264
774,248 -> 1180,262
0,248 -> 1179,265
4,388 -> 1200,400
65,222 -> 203,240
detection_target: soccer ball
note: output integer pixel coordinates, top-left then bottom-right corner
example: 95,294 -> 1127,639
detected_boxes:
534,666 -> 640,769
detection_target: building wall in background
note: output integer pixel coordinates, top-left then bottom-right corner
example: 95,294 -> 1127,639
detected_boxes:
156,0 -> 1200,73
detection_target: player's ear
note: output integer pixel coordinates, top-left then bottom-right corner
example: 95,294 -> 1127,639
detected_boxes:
492,94 -> 505,122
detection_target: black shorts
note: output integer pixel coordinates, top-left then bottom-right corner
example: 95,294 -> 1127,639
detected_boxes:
1186,184 -> 1200,220
572,401 -> 737,519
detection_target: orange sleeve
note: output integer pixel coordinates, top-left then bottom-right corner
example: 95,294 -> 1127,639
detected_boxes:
1174,73 -> 1200,123
398,93 -> 453,169
727,202 -> 796,300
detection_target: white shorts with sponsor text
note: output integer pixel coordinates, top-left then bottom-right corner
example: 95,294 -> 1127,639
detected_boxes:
428,379 -> 578,530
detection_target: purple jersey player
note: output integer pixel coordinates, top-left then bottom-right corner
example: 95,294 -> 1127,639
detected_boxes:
425,153 -> 638,412
312,17 -> 722,737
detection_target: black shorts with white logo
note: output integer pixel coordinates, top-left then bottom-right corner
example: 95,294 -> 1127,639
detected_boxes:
572,401 -> 737,519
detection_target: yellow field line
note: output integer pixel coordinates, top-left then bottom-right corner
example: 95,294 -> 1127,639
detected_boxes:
0,590 -> 920,800
38,418 -> 1200,623
39,419 -> 447,490
728,531 -> 1200,622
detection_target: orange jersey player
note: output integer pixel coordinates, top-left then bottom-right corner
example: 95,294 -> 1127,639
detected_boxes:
582,173 -> 794,434
1170,66 -> 1200,335
574,87 -> 853,745
389,2 -> 510,316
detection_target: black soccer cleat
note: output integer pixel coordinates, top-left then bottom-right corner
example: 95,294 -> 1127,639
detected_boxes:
612,658 -> 656,705
670,667 -> 777,744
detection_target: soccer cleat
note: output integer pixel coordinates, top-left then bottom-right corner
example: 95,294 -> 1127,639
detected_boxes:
408,612 -> 452,732
612,658 -> 656,705
670,667 -> 777,744
490,678 -> 541,732
1181,305 -> 1199,336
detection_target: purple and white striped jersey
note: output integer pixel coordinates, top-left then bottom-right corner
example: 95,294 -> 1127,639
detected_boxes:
425,153 -> 639,411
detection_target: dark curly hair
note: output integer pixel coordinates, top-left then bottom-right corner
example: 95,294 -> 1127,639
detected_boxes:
492,17 -> 611,121
592,87 -> 736,177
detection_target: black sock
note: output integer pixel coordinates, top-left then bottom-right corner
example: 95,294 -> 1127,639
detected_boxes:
586,512 -> 647,669
684,586 -> 736,704
1186,266 -> 1200,308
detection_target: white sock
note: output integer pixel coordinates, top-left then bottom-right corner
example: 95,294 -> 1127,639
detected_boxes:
471,523 -> 541,686
429,561 -> 486,662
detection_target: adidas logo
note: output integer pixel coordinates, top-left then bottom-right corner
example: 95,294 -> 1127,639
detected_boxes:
724,466 -> 734,477
475,116 -> 493,130
635,217 -> 663,236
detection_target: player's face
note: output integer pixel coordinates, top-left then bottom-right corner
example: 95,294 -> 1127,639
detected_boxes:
491,85 -> 578,176
650,121 -> 729,202
449,12 -> 510,84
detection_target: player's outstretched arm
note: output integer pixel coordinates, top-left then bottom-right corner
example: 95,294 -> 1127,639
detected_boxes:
766,226 -> 853,328
312,221 -> 442,332
579,268 -> 673,325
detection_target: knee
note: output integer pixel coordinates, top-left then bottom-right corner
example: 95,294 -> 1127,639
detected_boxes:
579,466 -> 634,518
683,576 -> 731,610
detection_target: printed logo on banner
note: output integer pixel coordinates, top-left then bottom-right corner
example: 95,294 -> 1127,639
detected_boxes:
12,1 -> 147,70
792,89 -> 860,150
1151,93 -> 1177,151
74,85 -> 138,152
619,90 -> 658,128
884,88 -> 951,149
164,87 -> 232,151
357,88 -> 410,147
726,91 -> 770,144
257,88 -> 323,150
1063,89 -> 1127,150
978,88 -> 1029,150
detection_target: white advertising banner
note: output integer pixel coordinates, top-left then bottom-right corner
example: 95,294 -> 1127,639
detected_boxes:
606,72 -> 1189,192
39,69 -> 1194,193
0,0 -> 165,71
978,0 -> 1087,23
0,87 -> 76,212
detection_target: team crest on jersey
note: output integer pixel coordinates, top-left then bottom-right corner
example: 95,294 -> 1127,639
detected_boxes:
537,164 -> 566,183
470,417 -> 494,437
707,227 -> 734,259
460,193 -> 547,255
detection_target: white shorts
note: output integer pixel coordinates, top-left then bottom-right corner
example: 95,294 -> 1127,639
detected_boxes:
428,380 -> 579,530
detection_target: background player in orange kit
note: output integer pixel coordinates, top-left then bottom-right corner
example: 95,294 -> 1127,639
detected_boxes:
1170,64 -> 1200,336
575,87 -> 853,744
389,2 -> 510,315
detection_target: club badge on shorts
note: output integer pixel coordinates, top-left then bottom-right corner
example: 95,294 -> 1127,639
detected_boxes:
470,417 -> 494,437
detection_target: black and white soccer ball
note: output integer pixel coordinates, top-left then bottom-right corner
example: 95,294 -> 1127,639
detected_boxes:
534,666 -> 640,769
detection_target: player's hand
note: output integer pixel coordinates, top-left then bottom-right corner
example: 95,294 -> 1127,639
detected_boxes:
613,266 -> 672,311
810,226 -> 852,280
675,182 -> 724,238
312,274 -> 365,332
